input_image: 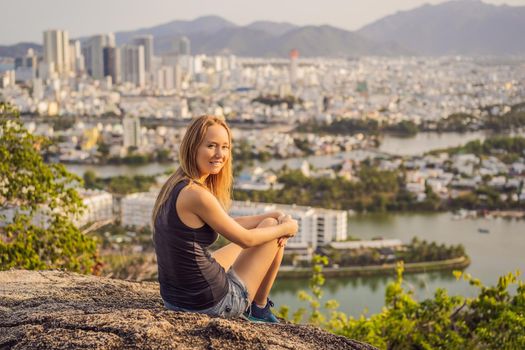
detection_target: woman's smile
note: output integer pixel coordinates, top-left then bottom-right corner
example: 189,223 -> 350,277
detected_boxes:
197,124 -> 231,180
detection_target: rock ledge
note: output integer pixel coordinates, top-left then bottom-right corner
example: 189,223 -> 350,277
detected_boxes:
0,270 -> 377,350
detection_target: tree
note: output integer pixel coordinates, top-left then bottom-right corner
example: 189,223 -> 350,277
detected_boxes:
83,170 -> 98,189
0,102 -> 100,273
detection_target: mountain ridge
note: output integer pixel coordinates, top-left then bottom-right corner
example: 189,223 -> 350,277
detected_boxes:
357,0 -> 525,55
2,1 -> 524,58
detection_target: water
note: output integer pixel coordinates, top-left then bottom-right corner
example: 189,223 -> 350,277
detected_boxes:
272,212 -> 525,318
63,132 -> 525,318
65,131 -> 521,177
378,131 -> 489,156
66,162 -> 176,178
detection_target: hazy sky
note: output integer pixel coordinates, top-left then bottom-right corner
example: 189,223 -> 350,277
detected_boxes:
1,0 -> 524,44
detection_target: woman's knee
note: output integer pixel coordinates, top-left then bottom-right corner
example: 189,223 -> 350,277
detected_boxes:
258,217 -> 278,228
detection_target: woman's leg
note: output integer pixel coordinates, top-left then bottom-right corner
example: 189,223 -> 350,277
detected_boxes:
231,217 -> 284,305
253,244 -> 284,305
212,242 -> 243,271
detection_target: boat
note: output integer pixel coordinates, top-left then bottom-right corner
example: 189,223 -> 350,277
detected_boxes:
478,228 -> 490,234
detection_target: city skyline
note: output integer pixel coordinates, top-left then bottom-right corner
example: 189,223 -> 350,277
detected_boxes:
1,0 -> 524,45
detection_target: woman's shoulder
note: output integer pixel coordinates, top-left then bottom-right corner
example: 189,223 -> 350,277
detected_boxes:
178,180 -> 213,204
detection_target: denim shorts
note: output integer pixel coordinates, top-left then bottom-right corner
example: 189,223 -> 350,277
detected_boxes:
163,268 -> 250,318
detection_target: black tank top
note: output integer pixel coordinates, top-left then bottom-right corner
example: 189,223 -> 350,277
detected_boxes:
154,179 -> 228,310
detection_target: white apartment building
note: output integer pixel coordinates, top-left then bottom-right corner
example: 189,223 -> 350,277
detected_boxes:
229,201 -> 347,251
330,239 -> 402,250
74,189 -> 114,227
43,29 -> 70,76
1,189 -> 113,229
122,116 -> 141,148
121,191 -> 157,229
120,193 -> 347,251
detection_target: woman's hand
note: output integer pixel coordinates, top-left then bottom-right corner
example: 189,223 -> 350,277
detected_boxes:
281,215 -> 298,237
277,237 -> 288,247
277,213 -> 290,224
272,211 -> 286,221
276,214 -> 296,247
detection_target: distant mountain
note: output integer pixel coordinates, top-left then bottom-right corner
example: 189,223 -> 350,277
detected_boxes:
115,15 -> 237,45
4,1 -> 523,58
0,42 -> 41,58
153,27 -> 275,56
116,16 -> 404,57
358,0 -> 525,55
271,25 -> 406,57
245,21 -> 298,36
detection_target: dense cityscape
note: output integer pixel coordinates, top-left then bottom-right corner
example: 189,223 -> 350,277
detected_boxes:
1,7 -> 525,348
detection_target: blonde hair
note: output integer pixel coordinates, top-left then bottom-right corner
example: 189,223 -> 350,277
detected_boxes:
151,115 -> 233,229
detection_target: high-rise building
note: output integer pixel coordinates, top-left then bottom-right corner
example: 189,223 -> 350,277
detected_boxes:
179,36 -> 191,55
122,116 -> 141,149
174,63 -> 182,91
82,33 -> 115,79
103,46 -> 120,84
120,45 -> 145,88
0,70 -> 15,88
68,40 -> 84,74
43,30 -> 71,76
289,49 -> 299,86
14,49 -> 37,82
132,35 -> 154,73
154,66 -> 174,90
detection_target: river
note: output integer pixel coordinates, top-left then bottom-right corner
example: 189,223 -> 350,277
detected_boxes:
272,212 -> 525,318
65,131 -> 497,177
63,131 -> 525,318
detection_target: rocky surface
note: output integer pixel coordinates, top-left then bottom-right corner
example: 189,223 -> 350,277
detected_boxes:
0,270 -> 377,350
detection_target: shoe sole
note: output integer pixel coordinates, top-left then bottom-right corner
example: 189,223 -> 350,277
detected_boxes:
244,315 -> 280,324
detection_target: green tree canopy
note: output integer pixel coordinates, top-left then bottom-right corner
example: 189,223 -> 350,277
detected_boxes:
0,102 -> 100,273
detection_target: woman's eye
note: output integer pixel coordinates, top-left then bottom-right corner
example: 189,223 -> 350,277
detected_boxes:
207,144 -> 215,148
222,146 -> 230,150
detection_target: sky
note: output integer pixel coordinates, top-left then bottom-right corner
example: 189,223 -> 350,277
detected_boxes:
1,0 -> 524,45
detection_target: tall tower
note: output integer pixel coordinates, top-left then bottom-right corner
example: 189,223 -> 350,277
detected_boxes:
43,29 -> 71,76
14,49 -> 37,82
122,116 -> 141,149
120,45 -> 145,88
132,35 -> 154,73
68,40 -> 84,74
103,47 -> 120,84
289,49 -> 299,86
82,33 -> 115,79
179,36 -> 191,55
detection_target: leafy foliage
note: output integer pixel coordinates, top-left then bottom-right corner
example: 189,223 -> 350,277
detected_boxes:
322,237 -> 466,267
277,255 -> 339,325
83,170 -> 157,195
234,167 -> 436,212
433,136 -> 525,163
283,256 -> 525,349
0,102 -> 100,273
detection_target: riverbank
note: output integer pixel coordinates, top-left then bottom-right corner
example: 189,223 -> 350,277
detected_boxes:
277,256 -> 470,279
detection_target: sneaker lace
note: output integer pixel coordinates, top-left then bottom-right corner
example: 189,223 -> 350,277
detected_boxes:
267,299 -> 274,308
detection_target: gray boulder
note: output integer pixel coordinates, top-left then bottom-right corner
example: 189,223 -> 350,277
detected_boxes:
0,270 -> 377,350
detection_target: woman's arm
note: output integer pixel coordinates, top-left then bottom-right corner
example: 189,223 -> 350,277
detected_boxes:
234,211 -> 284,229
181,186 -> 297,248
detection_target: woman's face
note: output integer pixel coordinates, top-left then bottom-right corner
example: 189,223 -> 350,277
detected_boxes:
196,124 -> 230,178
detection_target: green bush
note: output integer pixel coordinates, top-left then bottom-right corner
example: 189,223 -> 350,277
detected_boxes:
0,102 -> 100,274
283,256 -> 525,349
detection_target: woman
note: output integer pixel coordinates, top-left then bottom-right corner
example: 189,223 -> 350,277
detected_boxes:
152,115 -> 298,323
